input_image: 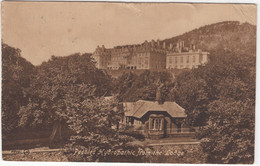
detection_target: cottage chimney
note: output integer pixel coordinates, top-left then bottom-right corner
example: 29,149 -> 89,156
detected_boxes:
156,83 -> 164,104
163,42 -> 166,49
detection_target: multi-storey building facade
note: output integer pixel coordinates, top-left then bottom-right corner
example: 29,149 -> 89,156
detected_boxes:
92,45 -> 111,69
134,40 -> 166,70
92,40 -> 208,70
166,41 -> 209,69
108,46 -> 133,70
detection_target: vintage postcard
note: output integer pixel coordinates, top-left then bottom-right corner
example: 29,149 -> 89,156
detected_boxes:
1,1 -> 256,164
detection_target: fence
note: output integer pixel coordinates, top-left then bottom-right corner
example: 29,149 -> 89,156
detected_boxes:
141,128 -> 196,133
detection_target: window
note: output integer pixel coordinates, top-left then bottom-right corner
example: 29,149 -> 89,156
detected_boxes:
151,118 -> 163,130
180,57 -> 183,63
186,56 -> 189,63
175,57 -> 178,63
193,56 -> 196,62
199,54 -> 203,62
145,57 -> 148,65
169,57 -> 172,64
138,58 -> 142,65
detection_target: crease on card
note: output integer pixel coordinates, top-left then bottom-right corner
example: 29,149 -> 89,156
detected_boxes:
232,4 -> 256,24
187,3 -> 197,11
118,3 -> 141,14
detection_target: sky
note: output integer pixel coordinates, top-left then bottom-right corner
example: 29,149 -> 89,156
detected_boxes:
2,2 -> 257,65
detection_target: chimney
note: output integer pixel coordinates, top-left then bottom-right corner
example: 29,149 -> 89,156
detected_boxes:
163,42 -> 166,49
156,83 -> 164,104
151,40 -> 155,47
193,45 -> 196,50
177,41 -> 184,52
157,39 -> 160,46
169,43 -> 173,50
144,40 -> 149,47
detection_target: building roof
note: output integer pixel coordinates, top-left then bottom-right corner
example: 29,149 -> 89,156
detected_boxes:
123,100 -> 186,119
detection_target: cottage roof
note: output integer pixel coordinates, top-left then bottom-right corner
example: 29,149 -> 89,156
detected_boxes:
123,100 -> 186,119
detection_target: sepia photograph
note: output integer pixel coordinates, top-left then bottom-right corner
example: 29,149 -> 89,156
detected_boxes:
1,1 -> 257,164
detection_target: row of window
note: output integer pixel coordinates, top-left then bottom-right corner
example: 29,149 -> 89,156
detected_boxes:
167,65 -> 198,69
168,55 -> 197,64
137,64 -> 149,69
137,57 -> 149,64
112,57 -> 128,61
138,53 -> 150,57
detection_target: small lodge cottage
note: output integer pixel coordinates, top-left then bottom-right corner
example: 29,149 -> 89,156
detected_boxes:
122,100 -> 192,139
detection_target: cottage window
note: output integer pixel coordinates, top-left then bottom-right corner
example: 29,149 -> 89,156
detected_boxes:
151,118 -> 163,130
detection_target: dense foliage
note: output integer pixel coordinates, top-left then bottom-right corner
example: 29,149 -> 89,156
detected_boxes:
116,70 -> 175,102
201,99 -> 254,163
64,97 -> 145,162
2,44 -> 34,135
174,50 -> 255,126
174,50 -> 255,163
18,53 -> 113,129
14,52 -> 141,161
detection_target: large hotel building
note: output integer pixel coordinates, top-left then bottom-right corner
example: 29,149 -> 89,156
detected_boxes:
92,40 -> 209,70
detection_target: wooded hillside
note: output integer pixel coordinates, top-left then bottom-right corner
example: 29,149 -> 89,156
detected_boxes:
163,21 -> 256,56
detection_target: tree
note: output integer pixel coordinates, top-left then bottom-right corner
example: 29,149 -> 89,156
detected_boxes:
174,76 -> 209,126
116,70 -> 175,102
63,96 -> 141,162
18,53 -> 113,141
2,44 -> 34,136
17,53 -> 142,162
174,50 -> 255,126
173,49 -> 255,163
199,99 -> 254,164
